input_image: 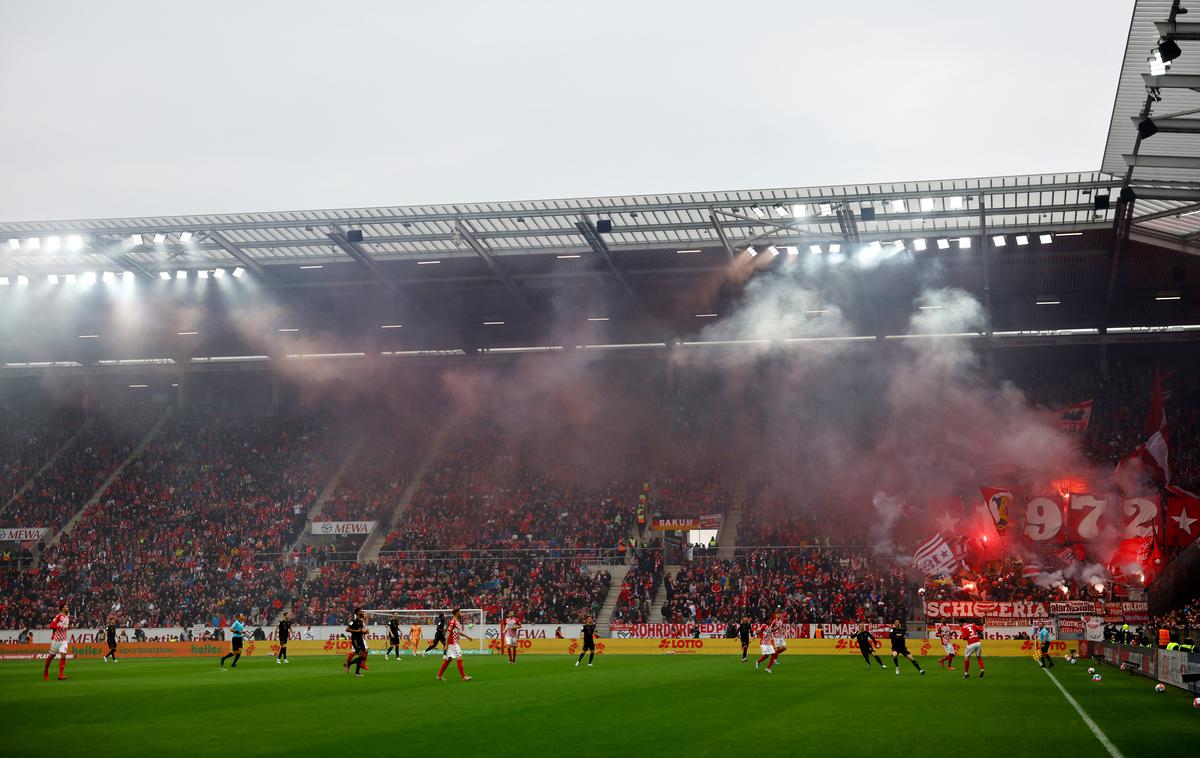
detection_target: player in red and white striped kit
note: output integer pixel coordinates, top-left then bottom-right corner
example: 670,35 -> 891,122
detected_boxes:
936,622 -> 957,670
436,608 -> 474,682
43,603 -> 71,681
754,620 -> 780,673
502,613 -> 521,664
961,620 -> 984,679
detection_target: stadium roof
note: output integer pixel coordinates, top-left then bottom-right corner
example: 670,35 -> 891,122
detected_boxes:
1102,0 -> 1200,245
0,171 -> 1125,275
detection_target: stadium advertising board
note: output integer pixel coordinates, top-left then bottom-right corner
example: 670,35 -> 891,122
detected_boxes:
1101,643 -> 1157,676
311,521 -> 376,535
1049,601 -> 1102,615
0,527 -> 49,541
1156,648 -> 1200,695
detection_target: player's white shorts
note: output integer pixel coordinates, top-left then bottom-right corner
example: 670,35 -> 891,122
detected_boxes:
773,637 -> 786,648
942,641 -> 955,655
964,641 -> 982,657
759,642 -> 775,656
48,640 -> 69,656
503,636 -> 516,646
445,643 -> 463,659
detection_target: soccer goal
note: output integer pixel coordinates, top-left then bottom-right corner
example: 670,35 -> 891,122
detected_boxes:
362,608 -> 487,654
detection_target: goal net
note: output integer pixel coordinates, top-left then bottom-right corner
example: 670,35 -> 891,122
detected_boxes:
362,608 -> 487,654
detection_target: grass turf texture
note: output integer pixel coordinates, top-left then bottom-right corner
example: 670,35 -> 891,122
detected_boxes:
3,654 -> 1197,757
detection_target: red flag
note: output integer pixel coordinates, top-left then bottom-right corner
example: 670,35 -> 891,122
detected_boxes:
1164,485 -> 1200,548
1108,535 -> 1153,583
979,486 -> 1013,532
1115,370 -> 1171,495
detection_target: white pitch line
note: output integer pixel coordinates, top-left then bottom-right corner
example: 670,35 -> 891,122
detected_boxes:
1042,667 -> 1125,758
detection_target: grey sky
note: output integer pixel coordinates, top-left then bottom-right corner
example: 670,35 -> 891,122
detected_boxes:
0,0 -> 1132,221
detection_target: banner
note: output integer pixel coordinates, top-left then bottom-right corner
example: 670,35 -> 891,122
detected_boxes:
1083,615 -> 1106,641
924,600 -> 1050,620
913,533 -> 958,576
1101,643 -> 1157,677
699,514 -> 722,529
649,517 -> 702,531
0,527 -> 49,542
311,521 -> 376,536
1049,601 -> 1101,615
1054,401 -> 1093,434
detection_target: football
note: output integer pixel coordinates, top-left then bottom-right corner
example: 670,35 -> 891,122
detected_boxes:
1194,698 -> 1200,709
1088,667 -> 1096,674
1155,684 -> 1166,693
1092,674 -> 1102,682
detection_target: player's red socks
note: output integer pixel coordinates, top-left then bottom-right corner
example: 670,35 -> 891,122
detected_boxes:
456,659 -> 466,679
767,654 -> 778,670
43,656 -> 52,678
977,656 -> 984,671
964,658 -> 971,672
756,654 -> 769,664
58,658 -> 66,679
437,658 -> 451,677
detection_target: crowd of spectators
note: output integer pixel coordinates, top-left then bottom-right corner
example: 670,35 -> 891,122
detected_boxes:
1,408 -> 159,535
292,556 -> 611,625
660,548 -> 913,625
611,549 -> 663,623
3,405 -> 344,628
0,404 -> 83,507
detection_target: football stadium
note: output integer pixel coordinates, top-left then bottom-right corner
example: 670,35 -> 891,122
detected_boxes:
3,1 -> 1200,755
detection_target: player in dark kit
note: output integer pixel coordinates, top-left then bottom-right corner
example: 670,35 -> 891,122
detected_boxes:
424,612 -> 447,656
344,609 -> 369,676
575,616 -> 600,667
385,613 -> 402,660
276,611 -> 291,664
737,616 -> 752,662
853,624 -> 887,670
889,620 -> 924,676
103,613 -> 119,663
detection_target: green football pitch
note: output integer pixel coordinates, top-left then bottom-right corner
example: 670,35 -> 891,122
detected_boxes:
2,654 -> 1197,757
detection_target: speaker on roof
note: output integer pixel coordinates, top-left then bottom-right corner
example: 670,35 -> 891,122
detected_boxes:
1093,194 -> 1110,211
347,229 -> 364,243
859,207 -> 876,221
596,219 -> 613,234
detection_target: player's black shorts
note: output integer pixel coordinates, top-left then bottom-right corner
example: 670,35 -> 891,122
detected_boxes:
433,631 -> 446,643
891,645 -> 908,655
279,636 -> 289,645
1040,642 -> 1050,654
739,637 -> 750,646
353,641 -> 367,654
388,635 -> 400,645
231,637 -> 243,651
858,644 -> 874,655
107,638 -> 117,648
582,641 -> 596,651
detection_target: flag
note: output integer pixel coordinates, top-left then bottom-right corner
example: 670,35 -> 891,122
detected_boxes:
1164,485 -> 1200,548
1053,400 -> 1093,434
979,486 -> 1014,531
1108,536 -> 1154,584
1022,560 -> 1041,579
1117,370 -> 1171,496
913,533 -> 959,576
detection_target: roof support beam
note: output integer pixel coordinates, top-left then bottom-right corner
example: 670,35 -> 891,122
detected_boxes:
576,218 -> 639,303
1154,20 -> 1200,40
709,212 -> 735,259
1133,201 -> 1200,223
1127,187 -> 1200,202
88,241 -> 156,279
1141,73 -> 1200,89
1122,154 -> 1200,170
327,229 -> 429,320
455,220 -> 535,313
206,230 -> 266,277
1130,116 -> 1200,134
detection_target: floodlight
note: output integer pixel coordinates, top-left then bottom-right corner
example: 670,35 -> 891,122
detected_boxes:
158,271 -> 172,281
992,235 -> 1006,247
48,274 -> 59,284
26,238 -> 40,250
66,235 -> 83,251
175,270 -> 187,280
213,268 -> 226,278
809,244 -> 822,255
198,269 -> 209,279
936,239 -> 950,250
154,233 -> 166,244
1016,235 -> 1029,246
179,231 -> 193,243
101,271 -> 116,283
958,237 -> 972,249
45,236 -> 61,252
913,238 -> 927,251
232,267 -> 245,278
1039,234 -> 1052,244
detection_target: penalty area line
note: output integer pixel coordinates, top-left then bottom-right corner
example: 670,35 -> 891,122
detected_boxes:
1042,667 -> 1125,758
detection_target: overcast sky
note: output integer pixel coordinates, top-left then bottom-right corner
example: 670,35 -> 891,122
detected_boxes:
0,0 -> 1133,221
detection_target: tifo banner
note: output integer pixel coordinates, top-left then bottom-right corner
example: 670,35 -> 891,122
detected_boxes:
699,513 -> 722,529
311,521 -> 376,535
913,533 -> 958,576
0,527 -> 49,541
924,601 -> 1052,620
1083,615 -> 1106,641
